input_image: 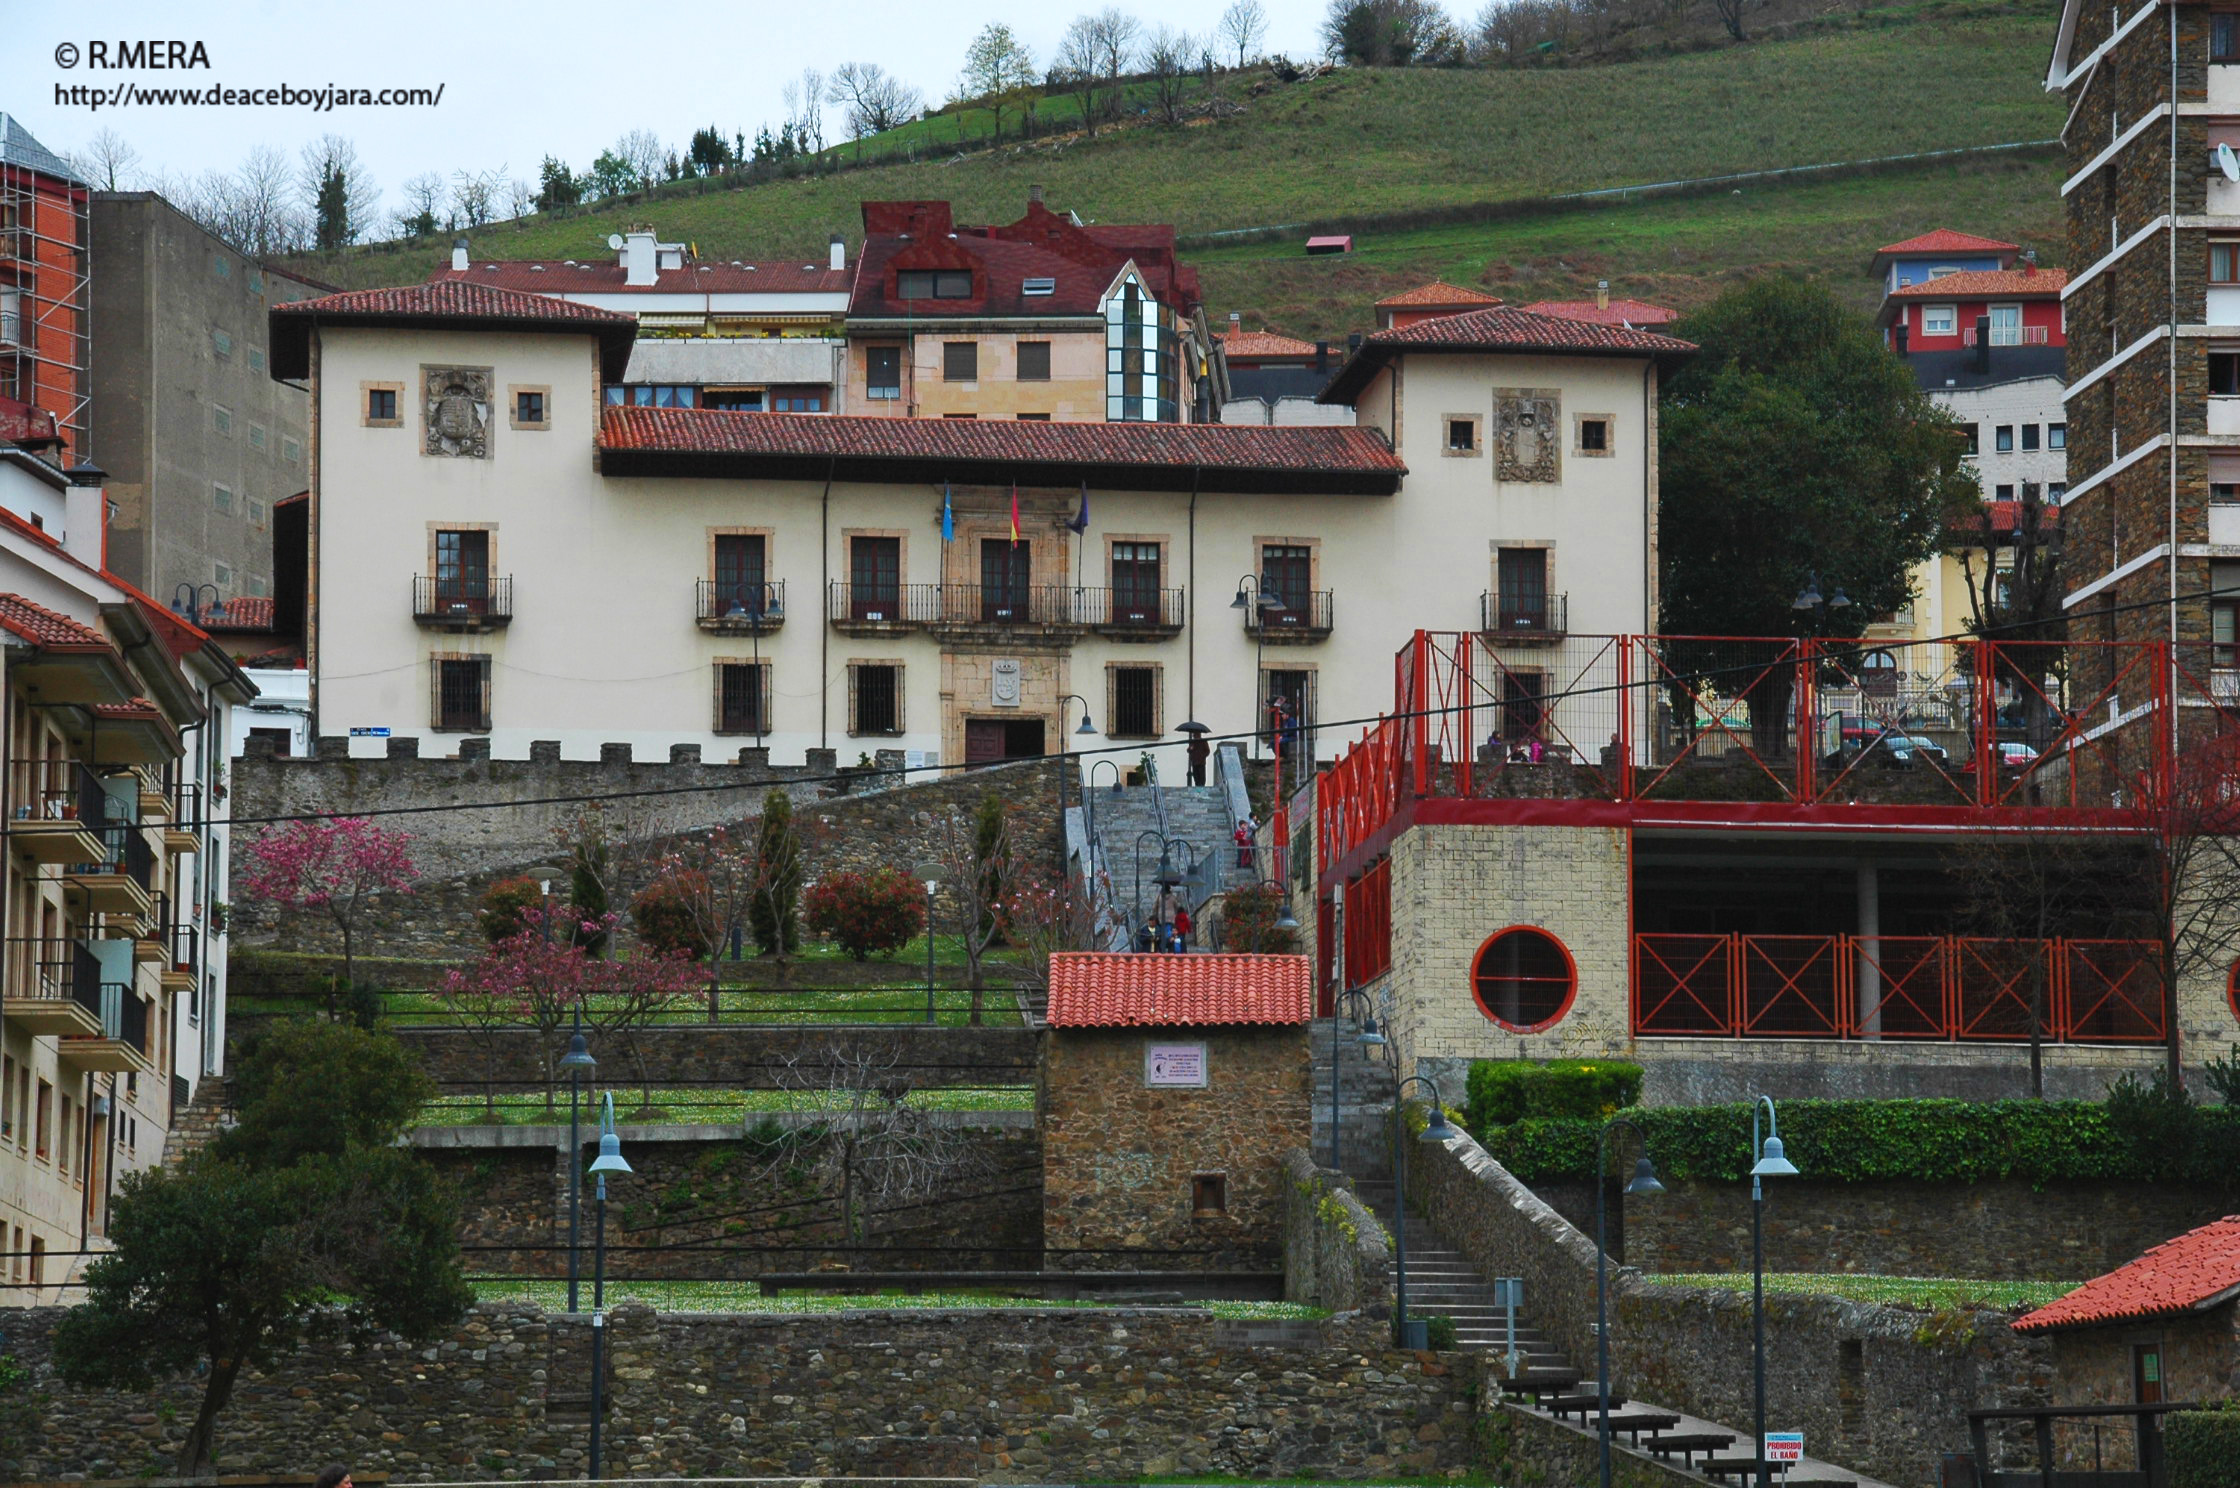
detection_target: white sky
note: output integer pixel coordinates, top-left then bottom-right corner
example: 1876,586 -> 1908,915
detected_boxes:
8,0 -> 1329,218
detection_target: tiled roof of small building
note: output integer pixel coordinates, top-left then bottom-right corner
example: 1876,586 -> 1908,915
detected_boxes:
1877,229 -> 2021,257
1320,306 -> 1696,402
431,260 -> 852,296
1375,281 -> 1503,309
269,281 -> 637,381
2015,1216 -> 2240,1332
1046,952 -> 1315,1027
1520,298 -> 1681,327
0,594 -> 113,654
1887,268 -> 2068,299
1220,329 -> 1320,359
203,596 -> 276,630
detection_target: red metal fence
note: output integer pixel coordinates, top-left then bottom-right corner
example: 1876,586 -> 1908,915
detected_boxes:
1631,933 -> 2165,1044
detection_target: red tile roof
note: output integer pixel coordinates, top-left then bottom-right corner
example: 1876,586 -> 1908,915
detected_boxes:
1321,306 -> 1696,403
430,260 -> 851,297
1965,498 -> 2063,535
1376,281 -> 1503,309
597,405 -> 1405,495
1887,268 -> 2068,300
1521,298 -> 1681,327
0,593 -> 113,654
1220,328 -> 1320,360
1877,229 -> 2021,258
268,281 -> 638,381
852,199 -> 1202,319
1046,952 -> 1315,1027
91,698 -> 164,722
2015,1216 -> 2240,1333
203,596 -> 275,630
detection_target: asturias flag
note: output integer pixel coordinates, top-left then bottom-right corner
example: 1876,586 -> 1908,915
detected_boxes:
941,482 -> 954,543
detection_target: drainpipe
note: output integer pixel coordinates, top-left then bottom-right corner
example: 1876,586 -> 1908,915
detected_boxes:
820,456 -> 835,752
1186,465 -> 1201,727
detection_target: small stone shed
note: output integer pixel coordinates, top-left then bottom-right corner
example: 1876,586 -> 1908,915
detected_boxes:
1040,951 -> 1314,1273
2011,1213 -> 2240,1469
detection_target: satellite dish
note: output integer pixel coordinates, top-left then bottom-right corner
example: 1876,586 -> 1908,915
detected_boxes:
2219,143 -> 2239,183
606,233 -> 625,250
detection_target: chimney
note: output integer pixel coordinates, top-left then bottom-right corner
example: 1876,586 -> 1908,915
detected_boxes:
1347,332 -> 1363,354
2022,249 -> 2037,276
622,230 -> 659,287
1314,340 -> 1328,372
1228,311 -> 1242,336
451,237 -> 470,273
1029,182 -> 1045,206
829,234 -> 846,273
1973,314 -> 1992,375
1595,279 -> 1609,311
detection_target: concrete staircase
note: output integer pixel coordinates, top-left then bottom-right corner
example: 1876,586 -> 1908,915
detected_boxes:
1080,781 -> 1236,926
161,1075 -> 230,1170
1310,1020 -> 1398,1180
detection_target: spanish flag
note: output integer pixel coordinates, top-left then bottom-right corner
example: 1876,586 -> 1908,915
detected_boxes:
1009,484 -> 1022,545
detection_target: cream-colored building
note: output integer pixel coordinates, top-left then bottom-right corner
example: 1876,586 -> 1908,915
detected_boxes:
0,417 -> 251,1303
268,284 -> 1691,766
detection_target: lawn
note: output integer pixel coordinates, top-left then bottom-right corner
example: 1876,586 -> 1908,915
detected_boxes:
467,1276 -> 1325,1318
291,5 -> 2062,293
1642,1271 -> 2075,1310
421,1084 -> 1034,1126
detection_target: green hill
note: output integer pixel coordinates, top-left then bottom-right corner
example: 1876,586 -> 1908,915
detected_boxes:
296,1 -> 2064,338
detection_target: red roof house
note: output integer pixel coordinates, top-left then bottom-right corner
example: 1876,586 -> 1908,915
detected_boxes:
1521,297 -> 1680,330
2017,1217 -> 2240,1335
2012,1214 -> 2240,1414
1046,952 -> 1315,1027
1374,281 -> 1504,329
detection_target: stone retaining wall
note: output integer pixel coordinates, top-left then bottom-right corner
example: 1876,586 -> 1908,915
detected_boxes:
1280,1150 -> 1393,1330
399,1024 -> 1040,1093
1404,1122 -> 2054,1488
0,1303 -> 1474,1483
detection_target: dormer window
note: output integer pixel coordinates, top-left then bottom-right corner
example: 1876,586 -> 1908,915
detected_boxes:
1023,277 -> 1056,296
897,270 -> 973,300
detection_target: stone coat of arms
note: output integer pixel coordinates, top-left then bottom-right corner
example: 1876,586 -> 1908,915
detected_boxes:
423,367 -> 492,459
1494,389 -> 1561,484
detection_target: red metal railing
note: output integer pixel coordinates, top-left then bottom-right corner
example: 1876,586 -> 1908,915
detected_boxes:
1630,932 -> 2165,1044
1342,857 -> 1392,988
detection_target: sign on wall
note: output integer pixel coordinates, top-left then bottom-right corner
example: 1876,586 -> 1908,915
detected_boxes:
1764,1433 -> 1803,1465
1144,1042 -> 1208,1087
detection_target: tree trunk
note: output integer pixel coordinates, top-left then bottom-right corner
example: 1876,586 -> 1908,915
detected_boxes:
177,1354 -> 245,1474
969,969 -> 985,1029
336,917 -> 355,1020
2028,970 -> 2045,1100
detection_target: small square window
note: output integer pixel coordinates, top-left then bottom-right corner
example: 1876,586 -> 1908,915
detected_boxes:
1191,1174 -> 1227,1217
212,484 -> 234,515
283,436 -> 302,462
2215,353 -> 2240,397
367,387 -> 398,423
1995,484 -> 2015,500
1578,418 -> 1611,453
2020,424 -> 2039,452
1447,418 -> 1477,453
1994,425 -> 2015,452
248,347 -> 265,373
1017,341 -> 1051,382
515,390 -> 546,425
2049,423 -> 2067,450
247,575 -> 269,598
2048,483 -> 2068,503
1921,305 -> 1957,337
211,329 -> 232,360
214,562 -> 233,586
2215,243 -> 2240,285
248,500 -> 266,526
944,341 -> 979,382
249,422 -> 268,450
212,405 -> 232,436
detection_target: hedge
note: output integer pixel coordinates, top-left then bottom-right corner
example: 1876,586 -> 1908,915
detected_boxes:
1475,1098 -> 2240,1188
2168,1405 -> 2240,1488
1466,1059 -> 1644,1132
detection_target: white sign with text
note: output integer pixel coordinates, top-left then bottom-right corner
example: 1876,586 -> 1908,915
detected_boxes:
1145,1042 -> 1208,1087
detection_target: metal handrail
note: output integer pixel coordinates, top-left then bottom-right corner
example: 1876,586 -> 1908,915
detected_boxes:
695,579 -> 786,625
412,575 -> 513,620
1243,590 -> 1335,634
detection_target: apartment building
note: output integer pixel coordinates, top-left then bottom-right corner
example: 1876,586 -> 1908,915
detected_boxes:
268,281 -> 1689,767
88,192 -> 323,608
2047,0 -> 2238,688
0,115 -> 90,456
0,403 -> 252,1301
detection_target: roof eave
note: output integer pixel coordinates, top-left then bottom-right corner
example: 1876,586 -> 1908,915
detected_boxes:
597,443 -> 1402,497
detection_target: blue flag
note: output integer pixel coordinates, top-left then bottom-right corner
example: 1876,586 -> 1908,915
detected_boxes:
941,482 -> 954,543
1067,481 -> 1090,535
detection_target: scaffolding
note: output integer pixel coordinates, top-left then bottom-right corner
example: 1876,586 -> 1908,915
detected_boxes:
0,157 -> 92,457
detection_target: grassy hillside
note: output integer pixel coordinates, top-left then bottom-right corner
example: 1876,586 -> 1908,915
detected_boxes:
297,2 -> 2064,335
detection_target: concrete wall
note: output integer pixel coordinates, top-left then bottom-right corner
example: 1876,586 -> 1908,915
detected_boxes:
0,1303 -> 1475,1483
1041,1023 -> 1311,1271
1402,1121 -> 2053,1488
88,192 -> 317,603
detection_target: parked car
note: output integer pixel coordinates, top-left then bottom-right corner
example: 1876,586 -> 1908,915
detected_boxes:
1827,726 -> 1948,769
1962,741 -> 2042,775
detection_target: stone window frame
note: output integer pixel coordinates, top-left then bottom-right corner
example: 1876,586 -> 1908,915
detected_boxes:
707,525 -> 776,583
508,384 -> 552,431
1469,925 -> 1579,1034
1251,533 -> 1323,597
1442,412 -> 1484,458
1490,540 -> 1557,617
1190,1172 -> 1229,1217
843,526 -> 912,598
847,658 -> 907,737
711,657 -> 773,736
1105,660 -> 1164,740
1016,339 -> 1053,383
426,520 -> 499,578
1574,413 -> 1616,457
429,650 -> 494,734
948,506 -> 1058,589
361,380 -> 405,429
1103,531 -> 1171,597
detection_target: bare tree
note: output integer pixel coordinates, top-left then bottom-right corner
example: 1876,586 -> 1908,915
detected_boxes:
175,146 -> 306,256
1057,18 -> 1109,138
398,172 -> 446,237
783,68 -> 828,153
449,167 -> 504,228
1951,829 -> 2116,1099
1710,0 -> 1748,40
1090,7 -> 1144,107
768,1045 -> 1002,1241
827,63 -> 924,141
1219,0 -> 1270,67
616,130 -> 667,189
504,175 -> 536,223
1145,26 -> 1197,123
71,127 -> 139,190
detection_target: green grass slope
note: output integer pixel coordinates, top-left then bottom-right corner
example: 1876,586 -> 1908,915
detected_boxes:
300,3 -> 2063,335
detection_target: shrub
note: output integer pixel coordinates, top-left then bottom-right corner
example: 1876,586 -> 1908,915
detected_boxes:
631,871 -> 713,960
750,789 -> 803,956
2168,1403 -> 2240,1488
1221,880 -> 1299,953
1422,1314 -> 1460,1351
477,876 -> 544,942
1466,1059 -> 1645,1134
804,867 -> 924,960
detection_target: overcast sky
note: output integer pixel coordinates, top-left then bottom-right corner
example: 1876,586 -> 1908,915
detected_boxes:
9,1 -> 1329,221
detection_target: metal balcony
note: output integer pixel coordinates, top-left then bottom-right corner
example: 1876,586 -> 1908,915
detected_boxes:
1078,587 -> 1186,638
828,581 -> 939,633
1480,591 -> 1569,644
2,937 -> 102,1037
59,982 -> 151,1072
695,579 -> 786,634
8,760 -> 109,864
412,576 -> 513,631
928,584 -> 1084,634
1242,590 -> 1334,643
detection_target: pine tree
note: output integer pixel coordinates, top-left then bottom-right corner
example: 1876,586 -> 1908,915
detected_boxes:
751,788 -> 804,957
312,163 -> 350,253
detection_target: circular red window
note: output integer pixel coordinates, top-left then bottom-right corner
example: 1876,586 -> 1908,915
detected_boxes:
2228,959 -> 2240,1023
1472,927 -> 1578,1033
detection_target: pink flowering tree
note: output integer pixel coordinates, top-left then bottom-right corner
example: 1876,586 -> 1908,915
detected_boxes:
438,903 -> 705,1111
237,817 -> 417,1000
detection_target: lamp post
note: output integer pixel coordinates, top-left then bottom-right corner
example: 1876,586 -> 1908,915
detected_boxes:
585,1093 -> 632,1481
525,864 -> 593,1314
722,584 -> 770,742
914,862 -> 944,1025
1389,1072 -> 1457,1348
1750,1097 -> 1801,1488
1328,987 -> 1384,1170
1595,1116 -> 1666,1488
1232,573 -> 1285,761
1055,693 -> 1096,876
1086,760 -> 1121,848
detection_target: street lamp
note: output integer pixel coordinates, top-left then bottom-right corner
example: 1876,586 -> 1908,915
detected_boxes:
524,863 -> 591,1313
1594,1117 -> 1666,1488
1132,832 -> 1191,945
585,1093 -> 632,1481
1750,1097 -> 1801,1488
914,862 -> 945,1025
1791,573 -> 1853,614
1085,760 -> 1122,847
1233,574 -> 1285,764
1389,1072 -> 1456,1348
1056,693 -> 1096,876
1328,987 -> 1384,1170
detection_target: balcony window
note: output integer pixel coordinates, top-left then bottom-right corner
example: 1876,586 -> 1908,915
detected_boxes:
714,534 -> 766,615
980,539 -> 1030,620
772,386 -> 826,412
434,530 -> 491,609
1988,304 -> 2023,347
1112,542 -> 1162,623
1496,548 -> 1551,630
850,536 -> 900,620
1261,544 -> 1312,614
866,346 -> 902,401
